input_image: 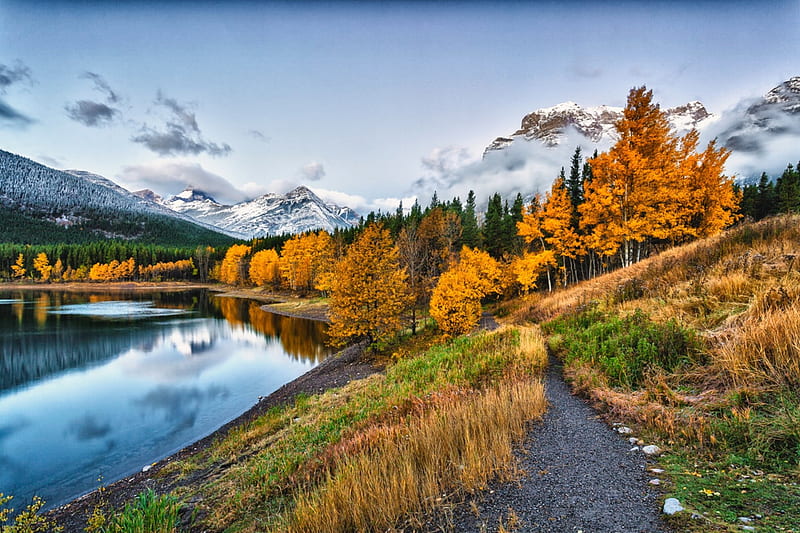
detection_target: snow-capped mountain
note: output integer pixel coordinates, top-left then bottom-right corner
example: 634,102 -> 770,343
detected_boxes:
159,185 -> 359,238
485,100 -> 712,155
719,76 -> 800,153
0,150 -> 233,244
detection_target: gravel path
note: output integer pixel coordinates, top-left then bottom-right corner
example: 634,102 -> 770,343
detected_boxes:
434,356 -> 668,532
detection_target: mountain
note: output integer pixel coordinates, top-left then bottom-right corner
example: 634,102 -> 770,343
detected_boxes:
160,185 -> 359,238
718,76 -> 800,153
484,77 -> 800,165
485,101 -> 712,155
0,150 -> 234,246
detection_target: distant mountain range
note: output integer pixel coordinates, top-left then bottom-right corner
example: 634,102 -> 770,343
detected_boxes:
0,149 -> 361,245
139,185 -> 360,238
484,76 -> 800,162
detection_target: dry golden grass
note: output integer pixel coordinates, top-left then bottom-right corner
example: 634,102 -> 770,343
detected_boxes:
286,380 -> 546,533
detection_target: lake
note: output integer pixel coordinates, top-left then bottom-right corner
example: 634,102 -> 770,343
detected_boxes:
0,288 -> 331,509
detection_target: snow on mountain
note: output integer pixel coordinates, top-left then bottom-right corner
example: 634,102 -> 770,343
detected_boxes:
160,185 -> 359,238
485,100 -> 712,155
718,77 -> 800,153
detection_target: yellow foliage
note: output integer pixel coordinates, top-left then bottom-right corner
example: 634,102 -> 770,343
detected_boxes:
10,253 -> 25,279
249,249 -> 281,287
511,250 -> 557,293
279,231 -> 335,292
328,223 -> 412,346
430,246 -> 503,336
33,252 -> 52,281
219,244 -> 252,285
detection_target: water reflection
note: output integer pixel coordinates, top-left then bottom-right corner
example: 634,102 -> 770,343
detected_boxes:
0,288 -> 331,510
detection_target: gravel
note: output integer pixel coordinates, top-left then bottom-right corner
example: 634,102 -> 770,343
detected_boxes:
429,356 -> 668,532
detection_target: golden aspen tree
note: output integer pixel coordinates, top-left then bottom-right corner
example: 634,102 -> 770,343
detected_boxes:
52,258 -> 64,282
32,252 -> 52,281
429,246 -> 503,336
219,244 -> 252,285
249,249 -> 281,287
328,223 -> 412,347
542,176 -> 582,285
10,253 -> 25,279
89,263 -> 111,281
510,250 -> 557,293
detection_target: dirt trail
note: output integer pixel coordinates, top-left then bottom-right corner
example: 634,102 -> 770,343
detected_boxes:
434,356 -> 668,532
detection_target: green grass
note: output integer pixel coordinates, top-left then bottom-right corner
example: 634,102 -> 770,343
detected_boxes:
86,490 -> 181,533
659,452 -> 800,532
544,307 -> 701,389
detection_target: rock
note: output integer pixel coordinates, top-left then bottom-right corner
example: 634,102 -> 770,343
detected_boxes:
142,464 -> 153,472
738,517 -> 753,523
649,479 -> 661,485
617,426 -> 633,434
629,437 -> 639,445
741,527 -> 755,532
642,445 -> 662,456
650,468 -> 665,474
663,498 -> 684,515
630,446 -> 640,452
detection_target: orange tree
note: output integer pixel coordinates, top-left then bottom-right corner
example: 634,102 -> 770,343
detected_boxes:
328,223 -> 412,347
219,244 -> 252,285
429,247 -> 503,336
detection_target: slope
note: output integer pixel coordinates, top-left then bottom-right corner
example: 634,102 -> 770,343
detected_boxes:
503,214 -> 800,532
0,150 -> 233,246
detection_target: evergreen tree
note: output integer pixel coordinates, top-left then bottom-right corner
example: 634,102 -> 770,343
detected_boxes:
567,146 -> 585,208
461,190 -> 480,248
483,193 -> 505,259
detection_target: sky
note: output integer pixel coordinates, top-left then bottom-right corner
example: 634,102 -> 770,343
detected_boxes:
0,0 -> 798,213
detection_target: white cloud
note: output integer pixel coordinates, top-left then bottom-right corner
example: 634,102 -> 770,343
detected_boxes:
299,161 -> 325,181
117,161 -> 248,203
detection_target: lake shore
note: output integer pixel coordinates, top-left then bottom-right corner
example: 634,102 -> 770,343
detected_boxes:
8,282 -> 352,532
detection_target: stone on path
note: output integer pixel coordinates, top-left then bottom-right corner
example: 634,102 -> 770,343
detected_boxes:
642,444 -> 662,456
663,498 -> 684,515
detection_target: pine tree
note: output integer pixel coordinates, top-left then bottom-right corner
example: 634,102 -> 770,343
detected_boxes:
483,193 -> 506,258
567,147 -> 584,208
461,190 -> 480,248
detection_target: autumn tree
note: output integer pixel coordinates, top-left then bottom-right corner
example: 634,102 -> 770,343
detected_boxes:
219,244 -> 252,285
328,223 -> 412,347
429,246 -> 503,336
249,249 -> 281,287
279,231 -> 335,293
11,253 -> 26,279
581,86 -> 739,267
33,252 -> 52,281
542,175 -> 582,285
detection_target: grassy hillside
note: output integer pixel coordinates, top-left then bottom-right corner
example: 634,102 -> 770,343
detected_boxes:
505,214 -> 800,531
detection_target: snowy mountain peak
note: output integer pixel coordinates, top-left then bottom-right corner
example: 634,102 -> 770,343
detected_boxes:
170,187 -> 220,204
762,77 -> 800,112
485,98 -> 713,155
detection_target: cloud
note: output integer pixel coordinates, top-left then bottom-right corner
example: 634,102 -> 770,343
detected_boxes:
412,130 -> 609,209
65,71 -> 121,127
0,97 -> 33,127
81,71 -> 119,103
65,99 -> 119,126
0,61 -> 32,93
132,91 -> 231,157
118,161 -> 249,203
699,95 -> 800,179
299,161 -> 325,182
0,61 -> 33,128
248,129 -> 270,142
66,414 -> 111,441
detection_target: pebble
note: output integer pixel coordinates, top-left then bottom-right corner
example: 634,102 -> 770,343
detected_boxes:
630,446 -> 640,452
642,445 -> 662,456
649,479 -> 661,485
629,437 -> 639,445
650,468 -> 665,474
142,464 -> 152,473
663,498 -> 684,515
738,517 -> 753,523
617,426 -> 633,434
741,527 -> 755,532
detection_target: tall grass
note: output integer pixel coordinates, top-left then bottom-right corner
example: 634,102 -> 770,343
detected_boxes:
190,327 -> 548,532
287,380 -> 546,532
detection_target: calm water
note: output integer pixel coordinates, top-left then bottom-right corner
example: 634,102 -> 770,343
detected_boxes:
0,288 -> 331,509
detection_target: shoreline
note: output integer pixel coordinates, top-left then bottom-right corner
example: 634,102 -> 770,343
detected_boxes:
6,282 -> 356,531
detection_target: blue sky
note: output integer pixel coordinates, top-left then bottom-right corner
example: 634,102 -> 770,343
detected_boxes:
0,1 -> 798,212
